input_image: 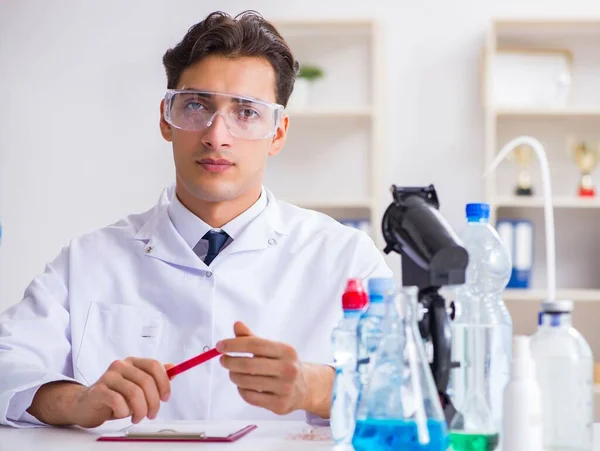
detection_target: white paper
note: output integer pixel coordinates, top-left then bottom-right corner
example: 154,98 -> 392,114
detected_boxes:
125,421 -> 242,437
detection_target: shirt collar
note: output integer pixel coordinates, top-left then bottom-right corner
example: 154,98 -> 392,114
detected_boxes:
167,188 -> 268,250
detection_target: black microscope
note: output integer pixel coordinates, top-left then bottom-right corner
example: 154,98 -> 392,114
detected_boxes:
381,184 -> 469,424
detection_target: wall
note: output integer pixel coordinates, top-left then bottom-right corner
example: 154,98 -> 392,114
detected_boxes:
1,0 -> 600,311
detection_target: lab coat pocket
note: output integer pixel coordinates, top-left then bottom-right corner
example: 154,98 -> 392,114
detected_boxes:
75,302 -> 165,385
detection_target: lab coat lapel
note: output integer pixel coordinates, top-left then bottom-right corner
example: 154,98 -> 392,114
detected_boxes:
222,189 -> 289,256
133,186 -> 288,266
133,191 -> 206,271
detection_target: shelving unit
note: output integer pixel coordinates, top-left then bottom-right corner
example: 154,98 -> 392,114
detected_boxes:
494,195 -> 600,208
496,107 -> 600,118
484,17 -> 600,296
265,19 -> 384,245
485,18 -> 600,415
504,288 -> 600,302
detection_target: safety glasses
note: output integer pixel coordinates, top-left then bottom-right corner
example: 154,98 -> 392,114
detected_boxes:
163,89 -> 285,140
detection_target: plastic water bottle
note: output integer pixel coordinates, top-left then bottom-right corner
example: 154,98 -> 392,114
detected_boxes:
530,300 -> 593,450
356,278 -> 395,394
449,203 -> 512,447
330,278 -> 368,445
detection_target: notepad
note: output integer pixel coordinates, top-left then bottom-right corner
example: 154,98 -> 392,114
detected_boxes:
97,422 -> 257,442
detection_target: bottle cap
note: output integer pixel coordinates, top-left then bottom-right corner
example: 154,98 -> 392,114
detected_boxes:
466,203 -> 490,221
367,277 -> 395,302
541,299 -> 573,313
342,278 -> 368,311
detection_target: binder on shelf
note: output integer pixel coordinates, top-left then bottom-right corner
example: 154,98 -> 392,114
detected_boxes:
497,219 -> 534,289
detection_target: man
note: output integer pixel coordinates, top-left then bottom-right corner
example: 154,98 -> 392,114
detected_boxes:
0,11 -> 391,429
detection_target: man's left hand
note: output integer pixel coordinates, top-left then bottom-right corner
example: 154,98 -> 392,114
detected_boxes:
216,322 -> 334,418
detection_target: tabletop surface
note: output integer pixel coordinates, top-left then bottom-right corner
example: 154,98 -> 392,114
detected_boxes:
0,421 -> 334,451
1,421 -> 599,451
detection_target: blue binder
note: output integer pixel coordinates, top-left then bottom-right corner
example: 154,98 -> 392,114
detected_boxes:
496,219 -> 534,289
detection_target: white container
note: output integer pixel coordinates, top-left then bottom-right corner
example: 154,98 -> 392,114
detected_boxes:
530,300 -> 594,451
491,50 -> 572,108
502,335 -> 543,451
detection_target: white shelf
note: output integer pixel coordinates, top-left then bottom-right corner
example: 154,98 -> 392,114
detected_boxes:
495,107 -> 600,118
486,18 -> 600,400
494,18 -> 600,36
283,199 -> 373,210
267,19 -> 384,246
504,289 -> 600,302
495,18 -> 600,27
494,196 -> 600,209
287,107 -> 373,118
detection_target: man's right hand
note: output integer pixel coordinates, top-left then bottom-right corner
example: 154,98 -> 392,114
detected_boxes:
28,357 -> 172,428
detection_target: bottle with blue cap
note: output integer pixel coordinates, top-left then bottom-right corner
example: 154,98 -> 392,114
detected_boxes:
356,277 -> 395,397
530,300 -> 593,450
448,203 -> 512,450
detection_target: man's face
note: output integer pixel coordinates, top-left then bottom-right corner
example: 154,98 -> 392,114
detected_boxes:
160,55 -> 289,203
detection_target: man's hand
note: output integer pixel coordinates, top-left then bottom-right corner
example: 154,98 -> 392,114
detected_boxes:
28,358 -> 172,428
217,322 -> 335,418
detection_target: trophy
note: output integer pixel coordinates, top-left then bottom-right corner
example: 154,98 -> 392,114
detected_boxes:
570,139 -> 599,197
512,144 -> 534,196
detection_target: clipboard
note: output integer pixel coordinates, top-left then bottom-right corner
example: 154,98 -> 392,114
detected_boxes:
97,422 -> 257,442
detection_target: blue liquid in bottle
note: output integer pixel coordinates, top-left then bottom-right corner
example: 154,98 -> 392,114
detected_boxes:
353,419 -> 449,451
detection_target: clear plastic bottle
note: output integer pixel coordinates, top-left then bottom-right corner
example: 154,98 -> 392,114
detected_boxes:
449,203 -> 512,448
530,300 -> 593,451
356,278 -> 395,394
353,286 -> 449,451
330,279 -> 369,445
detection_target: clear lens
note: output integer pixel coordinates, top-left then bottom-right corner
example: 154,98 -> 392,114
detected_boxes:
164,90 -> 282,140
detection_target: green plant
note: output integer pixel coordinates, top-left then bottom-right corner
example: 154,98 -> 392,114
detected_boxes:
298,64 -> 324,82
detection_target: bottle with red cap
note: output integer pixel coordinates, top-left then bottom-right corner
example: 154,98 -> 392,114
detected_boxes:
330,278 -> 369,446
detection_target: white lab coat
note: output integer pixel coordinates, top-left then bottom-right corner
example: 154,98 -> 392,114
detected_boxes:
0,186 -> 391,428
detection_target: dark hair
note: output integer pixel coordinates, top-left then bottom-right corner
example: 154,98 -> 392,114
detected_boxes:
162,10 -> 298,107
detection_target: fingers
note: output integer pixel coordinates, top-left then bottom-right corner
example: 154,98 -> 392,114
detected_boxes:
217,326 -> 304,417
118,362 -> 161,420
220,355 -> 299,379
104,366 -> 149,424
91,384 -> 131,419
234,321 -> 254,337
229,373 -> 295,396
217,337 -> 297,359
238,388 -> 292,416
101,358 -> 172,423
127,357 -> 171,402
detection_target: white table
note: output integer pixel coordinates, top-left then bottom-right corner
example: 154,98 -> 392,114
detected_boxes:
0,421 -> 335,451
1,421 -> 600,450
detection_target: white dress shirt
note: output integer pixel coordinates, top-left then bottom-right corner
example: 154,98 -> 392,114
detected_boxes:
168,188 -> 267,260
